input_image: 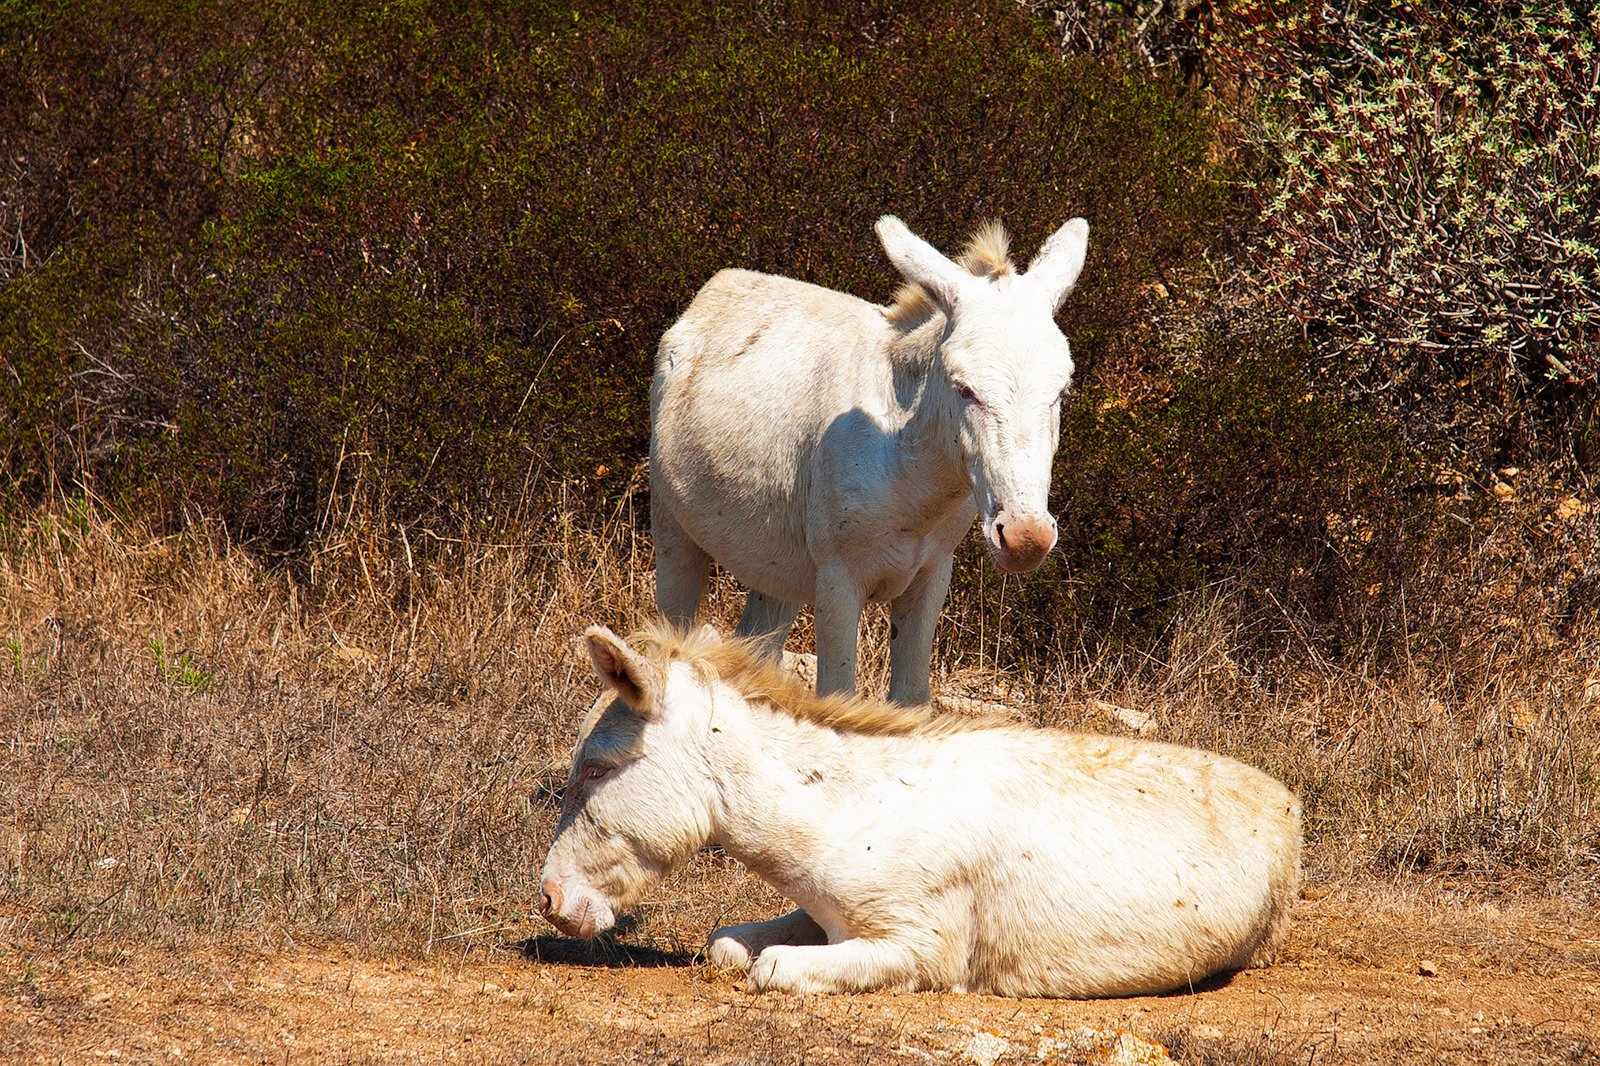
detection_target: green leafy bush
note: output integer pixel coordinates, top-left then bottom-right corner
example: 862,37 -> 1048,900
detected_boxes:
8,0 -> 1488,662
1213,1 -> 1600,461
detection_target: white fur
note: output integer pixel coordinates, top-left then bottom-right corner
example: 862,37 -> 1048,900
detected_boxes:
650,216 -> 1089,704
538,626 -> 1303,999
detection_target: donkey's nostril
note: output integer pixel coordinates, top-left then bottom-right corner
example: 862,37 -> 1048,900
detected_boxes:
539,878 -> 563,917
995,521 -> 1009,549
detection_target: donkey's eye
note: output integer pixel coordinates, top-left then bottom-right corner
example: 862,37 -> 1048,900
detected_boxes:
578,763 -> 613,785
953,381 -> 981,406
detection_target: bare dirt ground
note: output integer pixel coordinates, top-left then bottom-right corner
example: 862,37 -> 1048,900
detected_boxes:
6,881 -> 1597,1066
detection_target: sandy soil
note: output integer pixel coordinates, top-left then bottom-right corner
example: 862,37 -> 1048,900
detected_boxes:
5,883 -> 1598,1065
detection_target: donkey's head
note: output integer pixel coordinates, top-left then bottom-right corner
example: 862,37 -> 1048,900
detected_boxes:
878,215 -> 1088,573
537,627 -> 715,939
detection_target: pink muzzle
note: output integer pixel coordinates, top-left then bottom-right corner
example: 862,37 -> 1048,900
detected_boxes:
539,877 -> 602,939
990,511 -> 1057,573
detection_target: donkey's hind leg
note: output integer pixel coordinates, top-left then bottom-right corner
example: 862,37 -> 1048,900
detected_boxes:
733,590 -> 800,663
706,908 -> 826,972
652,500 -> 711,625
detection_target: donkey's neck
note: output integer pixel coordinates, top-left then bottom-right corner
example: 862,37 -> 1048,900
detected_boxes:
705,705 -> 884,897
884,323 -> 973,528
886,312 -> 943,404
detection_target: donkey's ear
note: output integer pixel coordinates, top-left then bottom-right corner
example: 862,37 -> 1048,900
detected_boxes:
1026,217 -> 1089,312
584,627 -> 664,714
876,215 -> 970,311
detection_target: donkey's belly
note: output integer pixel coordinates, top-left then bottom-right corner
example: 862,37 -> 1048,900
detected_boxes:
660,472 -> 819,603
725,548 -> 819,605
659,443 -> 976,608
653,366 -> 970,608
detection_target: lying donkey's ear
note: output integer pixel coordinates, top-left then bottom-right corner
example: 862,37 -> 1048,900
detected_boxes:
584,627 -> 664,714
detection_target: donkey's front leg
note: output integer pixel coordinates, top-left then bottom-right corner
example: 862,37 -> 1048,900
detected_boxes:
812,564 -> 863,697
706,908 -> 827,971
747,938 -> 924,994
652,496 -> 711,625
887,556 -> 955,706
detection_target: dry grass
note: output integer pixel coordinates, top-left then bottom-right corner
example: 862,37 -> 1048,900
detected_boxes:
0,494 -> 654,961
1030,583 -> 1600,889
1,490 -> 1597,978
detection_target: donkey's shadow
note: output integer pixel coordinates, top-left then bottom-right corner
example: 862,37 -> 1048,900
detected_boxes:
517,916 -> 696,969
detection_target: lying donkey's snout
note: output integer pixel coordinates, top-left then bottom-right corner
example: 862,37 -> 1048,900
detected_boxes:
538,878 -> 563,920
536,875 -> 611,938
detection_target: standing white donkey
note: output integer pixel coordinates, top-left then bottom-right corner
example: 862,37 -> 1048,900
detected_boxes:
537,624 -> 1303,998
651,215 -> 1089,704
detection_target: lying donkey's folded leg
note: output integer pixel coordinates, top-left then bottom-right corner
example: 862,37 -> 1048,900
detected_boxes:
746,937 -> 924,995
706,908 -> 827,971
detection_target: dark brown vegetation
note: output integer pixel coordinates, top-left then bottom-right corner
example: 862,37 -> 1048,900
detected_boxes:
6,0 -> 1597,666
1,0 -> 1224,549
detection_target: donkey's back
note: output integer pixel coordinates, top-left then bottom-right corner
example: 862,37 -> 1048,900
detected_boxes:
656,268 -> 886,386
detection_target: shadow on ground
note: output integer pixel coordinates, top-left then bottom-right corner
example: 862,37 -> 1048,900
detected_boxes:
517,932 -> 697,970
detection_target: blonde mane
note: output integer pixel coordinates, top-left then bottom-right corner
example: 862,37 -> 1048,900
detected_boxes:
628,622 -> 1011,737
884,220 -> 1015,325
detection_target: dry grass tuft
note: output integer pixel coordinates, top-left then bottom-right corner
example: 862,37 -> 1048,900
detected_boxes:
1026,582 -> 1600,889
2,491 -> 1597,973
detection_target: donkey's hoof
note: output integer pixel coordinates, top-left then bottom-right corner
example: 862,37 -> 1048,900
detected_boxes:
706,932 -> 754,971
745,945 -> 817,995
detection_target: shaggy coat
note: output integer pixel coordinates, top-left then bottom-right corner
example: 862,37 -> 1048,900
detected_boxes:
650,216 -> 1089,704
537,625 -> 1303,998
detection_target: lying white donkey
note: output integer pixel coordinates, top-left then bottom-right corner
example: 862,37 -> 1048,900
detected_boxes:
538,624 -> 1302,998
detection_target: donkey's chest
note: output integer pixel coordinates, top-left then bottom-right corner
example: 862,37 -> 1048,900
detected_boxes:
853,524 -> 967,602
810,476 -> 974,601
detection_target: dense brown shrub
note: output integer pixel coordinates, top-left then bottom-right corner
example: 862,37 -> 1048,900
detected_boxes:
938,324 -> 1450,671
1,0 -> 1229,550
1024,0 -> 1211,74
